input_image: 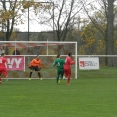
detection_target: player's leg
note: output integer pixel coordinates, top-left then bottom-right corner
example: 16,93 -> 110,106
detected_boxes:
0,72 -> 2,84
2,69 -> 8,82
29,66 -> 34,80
38,72 -> 41,78
38,71 -> 42,80
35,66 -> 42,80
0,67 -> 8,82
64,67 -> 68,81
63,68 -> 66,80
29,70 -> 33,79
66,69 -> 71,85
57,70 -> 63,84
60,70 -> 64,80
63,75 -> 66,80
64,70 -> 67,78
0,68 -> 3,84
38,68 -> 42,80
56,70 -> 60,84
66,74 -> 71,85
58,71 -> 61,84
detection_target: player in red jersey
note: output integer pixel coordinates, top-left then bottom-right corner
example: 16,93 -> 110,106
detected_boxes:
0,53 -> 11,84
64,53 -> 75,85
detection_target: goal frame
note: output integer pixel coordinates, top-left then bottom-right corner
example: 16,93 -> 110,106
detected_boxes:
0,41 -> 78,79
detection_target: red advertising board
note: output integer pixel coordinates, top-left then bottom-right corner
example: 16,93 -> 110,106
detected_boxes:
5,56 -> 25,71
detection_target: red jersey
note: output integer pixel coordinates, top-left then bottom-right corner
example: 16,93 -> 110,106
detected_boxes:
64,56 -> 75,68
0,57 -> 7,68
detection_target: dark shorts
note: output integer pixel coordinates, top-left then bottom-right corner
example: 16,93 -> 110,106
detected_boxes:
57,69 -> 64,78
29,66 -> 41,71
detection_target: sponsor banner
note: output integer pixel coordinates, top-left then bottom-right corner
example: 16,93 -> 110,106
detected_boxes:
5,56 -> 25,71
79,57 -> 99,70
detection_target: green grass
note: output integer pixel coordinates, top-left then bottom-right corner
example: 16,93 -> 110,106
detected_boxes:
78,67 -> 117,78
0,78 -> 117,117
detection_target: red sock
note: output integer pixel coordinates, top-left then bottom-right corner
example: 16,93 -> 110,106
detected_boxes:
67,75 -> 71,84
0,78 -> 2,84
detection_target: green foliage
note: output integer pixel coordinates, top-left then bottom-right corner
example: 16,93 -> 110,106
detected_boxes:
0,0 -> 50,41
80,22 -> 106,55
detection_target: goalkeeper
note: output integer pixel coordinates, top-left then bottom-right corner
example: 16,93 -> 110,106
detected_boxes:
53,54 -> 65,84
29,55 -> 42,80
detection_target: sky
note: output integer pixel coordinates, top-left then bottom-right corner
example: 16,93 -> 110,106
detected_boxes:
0,0 -> 96,32
15,0 -> 99,32
0,0 -> 103,32
15,1 -> 54,32
0,0 -> 53,32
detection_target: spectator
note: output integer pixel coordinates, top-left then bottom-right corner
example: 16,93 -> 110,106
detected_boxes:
0,46 -> 5,55
13,49 -> 20,55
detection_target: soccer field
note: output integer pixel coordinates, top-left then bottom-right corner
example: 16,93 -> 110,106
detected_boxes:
0,78 -> 117,117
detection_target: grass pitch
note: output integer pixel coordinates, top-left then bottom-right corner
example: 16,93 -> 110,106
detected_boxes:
0,78 -> 117,117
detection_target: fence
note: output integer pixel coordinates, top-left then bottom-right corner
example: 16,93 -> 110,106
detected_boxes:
1,55 -> 117,79
77,55 -> 117,79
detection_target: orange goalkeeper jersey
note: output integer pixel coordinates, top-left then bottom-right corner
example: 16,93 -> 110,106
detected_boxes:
29,58 -> 42,68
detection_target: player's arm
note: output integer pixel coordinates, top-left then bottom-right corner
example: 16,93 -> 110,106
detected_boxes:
38,60 -> 42,68
29,60 -> 33,67
30,59 -> 36,66
52,60 -> 57,67
5,59 -> 12,65
68,57 -> 75,65
6,63 -> 12,65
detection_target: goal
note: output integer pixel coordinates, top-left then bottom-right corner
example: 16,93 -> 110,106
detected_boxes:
0,41 -> 77,79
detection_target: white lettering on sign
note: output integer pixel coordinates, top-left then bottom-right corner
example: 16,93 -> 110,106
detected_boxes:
6,58 -> 22,68
85,61 -> 97,66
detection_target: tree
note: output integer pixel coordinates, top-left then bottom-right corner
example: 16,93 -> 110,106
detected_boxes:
36,0 -> 86,41
0,0 -> 48,41
82,0 -> 116,66
80,21 -> 106,55
106,0 -> 115,66
0,0 -> 25,41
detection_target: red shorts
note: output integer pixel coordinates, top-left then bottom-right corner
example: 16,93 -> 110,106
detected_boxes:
0,67 -> 8,77
64,66 -> 71,76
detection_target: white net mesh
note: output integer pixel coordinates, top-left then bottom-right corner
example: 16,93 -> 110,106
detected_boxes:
0,41 -> 77,79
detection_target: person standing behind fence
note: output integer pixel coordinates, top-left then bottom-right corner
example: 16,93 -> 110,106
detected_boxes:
29,55 -> 42,80
13,49 -> 20,55
0,46 -> 5,55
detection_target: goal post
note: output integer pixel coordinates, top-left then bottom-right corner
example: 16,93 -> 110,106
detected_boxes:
0,41 -> 78,79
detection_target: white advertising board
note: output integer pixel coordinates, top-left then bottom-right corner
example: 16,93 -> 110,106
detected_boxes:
79,57 -> 99,70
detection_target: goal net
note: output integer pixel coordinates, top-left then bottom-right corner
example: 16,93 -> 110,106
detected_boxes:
0,41 -> 77,79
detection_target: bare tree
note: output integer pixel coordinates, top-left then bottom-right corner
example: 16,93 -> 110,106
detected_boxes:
35,0 -> 86,41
